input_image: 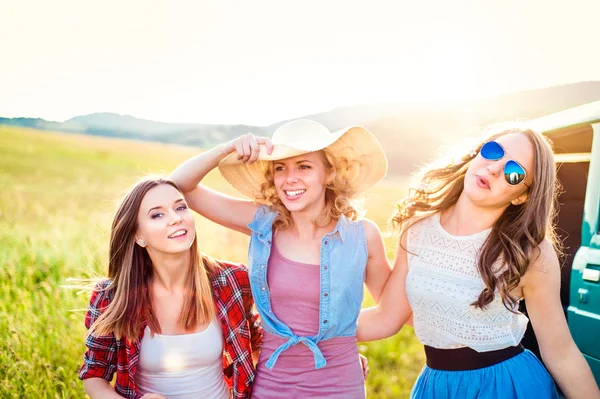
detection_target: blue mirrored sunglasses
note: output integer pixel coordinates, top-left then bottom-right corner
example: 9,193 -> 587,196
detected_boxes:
479,141 -> 529,187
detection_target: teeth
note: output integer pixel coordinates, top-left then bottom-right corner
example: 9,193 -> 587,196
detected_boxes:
168,230 -> 186,238
285,189 -> 306,196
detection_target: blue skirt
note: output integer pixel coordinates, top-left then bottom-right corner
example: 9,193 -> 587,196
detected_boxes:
411,350 -> 559,399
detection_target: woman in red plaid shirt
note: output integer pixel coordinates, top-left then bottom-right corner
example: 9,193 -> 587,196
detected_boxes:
78,177 -> 263,399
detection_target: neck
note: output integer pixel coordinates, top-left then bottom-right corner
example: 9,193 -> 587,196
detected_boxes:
443,195 -> 507,235
290,206 -> 337,240
147,249 -> 191,293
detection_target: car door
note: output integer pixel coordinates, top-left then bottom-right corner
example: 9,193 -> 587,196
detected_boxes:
568,122 -> 600,383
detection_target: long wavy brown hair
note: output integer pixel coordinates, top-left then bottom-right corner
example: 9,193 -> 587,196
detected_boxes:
393,127 -> 561,310
256,147 -> 363,229
88,177 -> 220,341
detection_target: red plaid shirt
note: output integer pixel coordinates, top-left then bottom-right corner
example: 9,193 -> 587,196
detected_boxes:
79,261 -> 263,399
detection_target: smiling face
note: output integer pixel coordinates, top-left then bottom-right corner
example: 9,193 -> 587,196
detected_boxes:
272,151 -> 331,214
464,132 -> 535,208
135,184 -> 196,255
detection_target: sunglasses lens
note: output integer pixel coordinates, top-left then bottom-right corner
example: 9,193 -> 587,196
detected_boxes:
480,141 -> 504,160
504,160 -> 526,185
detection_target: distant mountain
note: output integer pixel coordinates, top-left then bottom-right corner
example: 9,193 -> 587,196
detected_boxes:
281,82 -> 600,174
64,113 -> 270,147
0,113 -> 269,148
3,81 -> 600,175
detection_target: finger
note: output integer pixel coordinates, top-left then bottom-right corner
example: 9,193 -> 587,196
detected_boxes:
241,136 -> 252,163
256,137 -> 275,155
248,135 -> 261,163
266,138 -> 274,155
234,139 -> 245,161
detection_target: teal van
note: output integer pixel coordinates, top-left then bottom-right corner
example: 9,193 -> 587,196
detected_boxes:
522,100 -> 600,386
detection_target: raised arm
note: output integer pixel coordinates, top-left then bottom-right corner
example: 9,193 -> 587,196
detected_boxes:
357,228 -> 412,342
521,240 -> 600,399
169,134 -> 273,235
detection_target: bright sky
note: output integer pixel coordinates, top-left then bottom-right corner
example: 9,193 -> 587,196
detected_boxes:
1,0 -> 599,125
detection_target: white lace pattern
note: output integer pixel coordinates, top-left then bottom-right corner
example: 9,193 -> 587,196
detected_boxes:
406,213 -> 528,352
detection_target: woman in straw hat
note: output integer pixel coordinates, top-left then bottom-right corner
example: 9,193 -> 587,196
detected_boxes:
170,119 -> 392,398
356,126 -> 600,398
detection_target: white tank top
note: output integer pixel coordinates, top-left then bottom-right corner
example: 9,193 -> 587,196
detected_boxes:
136,318 -> 230,399
406,212 -> 528,352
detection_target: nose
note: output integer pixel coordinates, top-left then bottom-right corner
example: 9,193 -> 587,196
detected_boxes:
286,170 -> 299,184
169,210 -> 184,225
486,161 -> 503,176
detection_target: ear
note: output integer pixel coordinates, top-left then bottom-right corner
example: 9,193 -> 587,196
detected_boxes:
325,168 -> 336,187
135,234 -> 147,247
511,191 -> 529,206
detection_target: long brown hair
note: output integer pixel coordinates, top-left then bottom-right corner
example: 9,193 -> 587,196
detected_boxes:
88,177 -> 220,340
256,147 -> 363,229
393,127 -> 561,310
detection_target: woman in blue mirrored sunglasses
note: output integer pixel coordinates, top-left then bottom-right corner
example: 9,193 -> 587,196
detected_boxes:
357,127 -> 600,399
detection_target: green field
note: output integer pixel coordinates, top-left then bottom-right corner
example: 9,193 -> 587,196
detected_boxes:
0,126 -> 424,398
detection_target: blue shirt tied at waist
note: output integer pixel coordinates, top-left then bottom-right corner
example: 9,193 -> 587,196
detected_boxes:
247,205 -> 368,369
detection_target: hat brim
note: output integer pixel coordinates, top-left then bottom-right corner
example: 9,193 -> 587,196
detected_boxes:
218,126 -> 388,200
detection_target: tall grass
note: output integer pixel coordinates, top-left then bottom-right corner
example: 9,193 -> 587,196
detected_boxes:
0,126 -> 423,398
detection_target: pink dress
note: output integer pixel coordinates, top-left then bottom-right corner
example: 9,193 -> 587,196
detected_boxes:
251,241 -> 365,398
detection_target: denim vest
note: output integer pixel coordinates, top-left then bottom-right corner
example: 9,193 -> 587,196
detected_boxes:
247,205 -> 368,369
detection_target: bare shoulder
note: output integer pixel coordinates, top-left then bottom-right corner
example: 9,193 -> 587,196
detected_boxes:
361,218 -> 386,255
522,238 -> 561,287
529,238 -> 560,274
362,218 -> 383,240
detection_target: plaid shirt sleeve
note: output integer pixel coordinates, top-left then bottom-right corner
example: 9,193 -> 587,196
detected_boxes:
78,280 -> 119,383
214,262 -> 263,399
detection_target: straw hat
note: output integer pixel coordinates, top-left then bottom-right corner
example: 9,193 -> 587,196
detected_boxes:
218,119 -> 388,199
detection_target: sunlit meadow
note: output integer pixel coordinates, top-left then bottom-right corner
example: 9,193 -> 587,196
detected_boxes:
0,126 -> 424,398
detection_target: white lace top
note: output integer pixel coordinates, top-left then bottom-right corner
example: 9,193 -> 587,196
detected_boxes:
406,212 -> 528,352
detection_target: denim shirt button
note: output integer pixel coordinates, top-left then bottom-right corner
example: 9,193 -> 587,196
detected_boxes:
262,286 -> 266,290
324,240 -> 328,245
324,293 -> 328,297
323,265 -> 328,270
323,320 -> 328,324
